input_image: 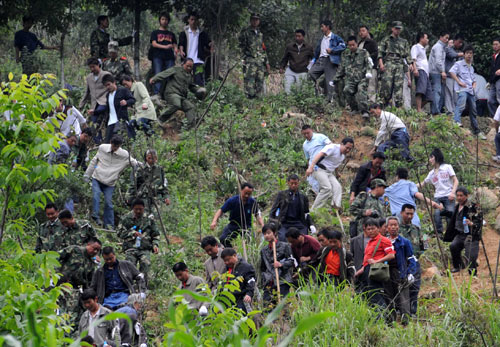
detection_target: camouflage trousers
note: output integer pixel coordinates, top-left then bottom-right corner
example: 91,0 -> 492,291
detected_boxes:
125,248 -> 151,278
161,93 -> 196,126
243,62 -> 265,98
378,61 -> 405,107
343,78 -> 369,113
59,288 -> 84,332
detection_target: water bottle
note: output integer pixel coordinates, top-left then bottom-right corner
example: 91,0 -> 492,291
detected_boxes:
135,229 -> 142,248
275,208 -> 280,217
92,256 -> 100,265
463,217 -> 469,234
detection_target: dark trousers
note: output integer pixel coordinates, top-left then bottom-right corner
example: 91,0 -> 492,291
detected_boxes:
495,133 -> 500,156
90,104 -> 107,144
377,128 -> 411,160
278,221 -> 308,242
220,224 -> 248,248
105,121 -> 135,143
309,57 -> 338,99
409,266 -> 421,315
152,58 -> 175,94
263,283 -> 290,303
130,118 -> 154,135
364,265 -> 387,310
384,267 -> 408,323
193,63 -> 205,86
450,233 -> 479,274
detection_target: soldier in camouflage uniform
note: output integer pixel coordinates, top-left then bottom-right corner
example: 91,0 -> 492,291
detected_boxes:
57,209 -> 98,249
102,41 -> 133,81
117,199 -> 159,281
128,149 -> 170,213
334,36 -> 372,118
58,238 -> 101,327
36,203 -> 64,253
90,15 -> 132,59
239,13 -> 271,99
378,21 -> 414,108
399,204 -> 425,258
149,58 -> 206,126
349,178 -> 387,237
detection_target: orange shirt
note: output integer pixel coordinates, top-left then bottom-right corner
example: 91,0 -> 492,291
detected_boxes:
325,249 -> 340,276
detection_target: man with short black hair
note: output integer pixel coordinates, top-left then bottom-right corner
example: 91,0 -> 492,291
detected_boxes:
91,246 -> 146,309
173,262 -> 207,311
306,137 -> 354,210
316,228 -> 355,285
269,174 -> 311,241
210,183 -> 264,247
78,289 -> 116,346
286,227 -> 321,271
349,152 -> 386,204
73,128 -> 92,171
443,187 -> 483,275
349,179 -> 387,237
301,124 -> 332,193
90,15 -> 132,59
201,236 -> 226,291
85,134 -> 140,228
411,32 -> 432,112
429,31 -> 450,115
36,203 -> 64,253
58,208 -> 97,243
280,29 -> 314,94
444,34 -> 465,114
309,19 -> 346,100
48,133 -> 78,165
221,248 -> 256,313
487,38 -> 500,116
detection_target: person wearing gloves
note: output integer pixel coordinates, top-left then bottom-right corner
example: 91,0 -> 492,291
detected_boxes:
172,262 -> 208,314
386,216 -> 419,322
91,246 -> 146,310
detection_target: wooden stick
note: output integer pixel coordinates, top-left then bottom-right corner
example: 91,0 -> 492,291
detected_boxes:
335,209 -> 345,235
272,241 -> 281,303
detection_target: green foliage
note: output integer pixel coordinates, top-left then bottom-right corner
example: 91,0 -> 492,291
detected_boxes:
0,73 -> 66,243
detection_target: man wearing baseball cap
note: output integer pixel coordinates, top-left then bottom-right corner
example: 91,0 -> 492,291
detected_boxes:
102,40 -> 133,81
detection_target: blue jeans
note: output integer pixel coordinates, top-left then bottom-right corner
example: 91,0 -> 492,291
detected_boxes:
130,118 -> 154,135
434,196 -> 455,234
103,291 -> 129,310
377,128 -> 411,160
430,73 -> 444,114
495,133 -> 500,156
454,92 -> 480,134
92,178 -> 115,227
487,79 -> 500,116
152,58 -> 175,94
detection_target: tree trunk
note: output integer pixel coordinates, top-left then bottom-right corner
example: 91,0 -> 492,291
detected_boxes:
134,0 -> 141,80
60,32 -> 65,87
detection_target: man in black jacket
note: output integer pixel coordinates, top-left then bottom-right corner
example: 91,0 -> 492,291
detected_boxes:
91,246 -> 146,309
178,12 -> 212,86
349,152 -> 386,204
269,174 -> 310,241
102,74 -> 136,143
315,228 -> 355,285
221,248 -> 256,313
442,187 -> 483,275
358,25 -> 378,103
487,38 -> 500,116
350,223 -> 370,292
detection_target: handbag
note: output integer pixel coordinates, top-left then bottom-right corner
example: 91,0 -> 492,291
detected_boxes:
368,237 -> 390,282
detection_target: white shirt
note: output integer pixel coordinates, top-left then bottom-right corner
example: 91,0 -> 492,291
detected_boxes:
107,90 -> 118,126
60,106 -> 86,136
187,28 -> 203,64
494,106 -> 500,133
374,111 -> 406,146
411,43 -> 429,74
320,32 -> 332,57
303,133 -> 332,164
319,143 -> 345,171
424,164 -> 456,198
88,306 -> 101,338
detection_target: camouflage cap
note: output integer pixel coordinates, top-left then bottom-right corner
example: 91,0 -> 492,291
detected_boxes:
392,21 -> 403,29
250,13 -> 261,19
370,178 -> 388,189
108,40 -> 119,53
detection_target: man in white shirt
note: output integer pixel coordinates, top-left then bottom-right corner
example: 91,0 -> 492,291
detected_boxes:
84,135 -> 140,228
428,31 -> 449,115
411,32 -> 432,112
306,138 -> 354,210
79,289 -> 116,346
301,124 -> 332,193
369,104 -> 411,161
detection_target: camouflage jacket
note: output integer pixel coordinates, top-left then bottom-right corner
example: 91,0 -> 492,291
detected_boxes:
378,35 -> 412,64
151,66 -> 199,99
134,164 -> 169,200
335,48 -> 371,82
102,57 -> 132,81
349,192 -> 385,234
90,28 -> 132,59
36,218 -> 65,253
239,27 -> 268,65
62,220 -> 98,249
399,223 -> 423,257
58,245 -> 98,289
117,211 -> 160,252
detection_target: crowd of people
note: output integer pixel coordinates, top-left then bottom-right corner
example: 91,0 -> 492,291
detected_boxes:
10,10 -> 497,347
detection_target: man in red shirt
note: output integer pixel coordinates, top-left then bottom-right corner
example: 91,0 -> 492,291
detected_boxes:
354,218 -> 395,310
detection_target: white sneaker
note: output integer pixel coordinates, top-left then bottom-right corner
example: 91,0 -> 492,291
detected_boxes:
478,132 -> 487,140
492,155 -> 500,163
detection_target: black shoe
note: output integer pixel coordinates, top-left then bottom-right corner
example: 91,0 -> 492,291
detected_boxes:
91,216 -> 103,227
451,268 -> 460,273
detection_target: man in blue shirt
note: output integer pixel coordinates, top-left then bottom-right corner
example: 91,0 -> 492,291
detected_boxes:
449,46 -> 486,139
14,16 -> 58,75
210,183 -> 264,247
384,168 -> 442,227
387,216 -> 420,320
302,124 -> 331,193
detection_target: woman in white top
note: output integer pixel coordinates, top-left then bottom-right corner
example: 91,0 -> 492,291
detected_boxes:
419,148 -> 459,234
121,75 -> 157,135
